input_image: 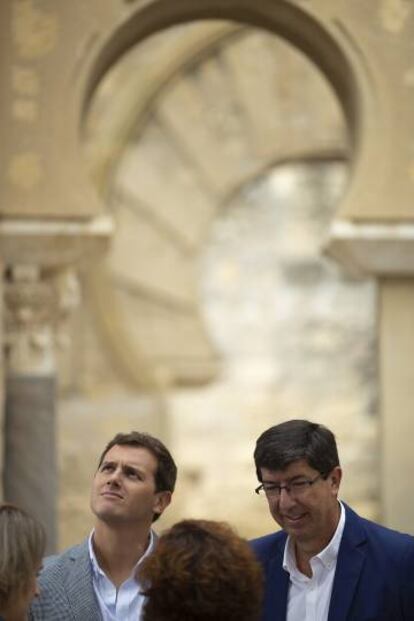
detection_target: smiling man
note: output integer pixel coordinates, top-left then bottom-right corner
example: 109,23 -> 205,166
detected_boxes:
30,431 -> 177,621
251,419 -> 414,621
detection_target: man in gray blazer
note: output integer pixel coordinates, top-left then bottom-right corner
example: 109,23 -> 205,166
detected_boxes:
30,431 -> 177,620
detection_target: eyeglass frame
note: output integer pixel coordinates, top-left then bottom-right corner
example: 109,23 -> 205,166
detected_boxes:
254,472 -> 327,498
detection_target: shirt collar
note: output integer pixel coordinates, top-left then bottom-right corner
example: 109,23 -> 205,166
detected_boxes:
283,500 -> 346,574
88,528 -> 156,579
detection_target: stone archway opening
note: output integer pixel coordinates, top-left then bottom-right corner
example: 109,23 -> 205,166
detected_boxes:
81,16 -> 355,390
81,0 -> 362,144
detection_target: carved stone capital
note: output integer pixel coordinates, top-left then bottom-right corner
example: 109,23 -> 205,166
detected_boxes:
4,265 -> 80,375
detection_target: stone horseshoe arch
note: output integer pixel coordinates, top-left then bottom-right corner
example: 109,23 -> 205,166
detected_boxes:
1,1 -> 412,239
81,0 -> 362,190
78,0 -> 369,388
80,1 -> 414,230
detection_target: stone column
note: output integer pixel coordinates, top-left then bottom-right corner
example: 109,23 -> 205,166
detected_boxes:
379,278 -> 414,533
3,265 -> 80,553
325,222 -> 414,534
0,267 -> 4,501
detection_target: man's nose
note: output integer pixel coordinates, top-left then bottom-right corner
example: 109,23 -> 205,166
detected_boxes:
278,487 -> 295,509
107,467 -> 122,485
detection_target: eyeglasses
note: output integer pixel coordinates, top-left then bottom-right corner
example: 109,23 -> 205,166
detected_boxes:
255,473 -> 324,498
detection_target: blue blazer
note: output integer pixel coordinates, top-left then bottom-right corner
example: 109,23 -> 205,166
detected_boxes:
251,503 -> 414,621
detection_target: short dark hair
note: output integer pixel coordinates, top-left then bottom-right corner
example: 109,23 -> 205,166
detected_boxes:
140,519 -> 263,621
98,431 -> 177,494
254,419 -> 340,481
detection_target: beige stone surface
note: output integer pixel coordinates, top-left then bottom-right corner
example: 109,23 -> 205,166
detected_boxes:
0,0 -> 113,217
0,216 -> 112,268
113,124 -> 215,249
110,208 -> 196,306
380,279 -> 414,534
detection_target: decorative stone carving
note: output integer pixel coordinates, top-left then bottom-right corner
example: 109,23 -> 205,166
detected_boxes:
4,265 -> 80,376
0,214 -> 112,375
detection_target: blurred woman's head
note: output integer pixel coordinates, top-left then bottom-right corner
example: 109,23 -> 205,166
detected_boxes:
140,519 -> 263,621
0,503 -> 46,621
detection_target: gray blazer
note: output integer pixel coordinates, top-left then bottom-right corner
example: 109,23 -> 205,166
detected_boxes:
29,539 -> 102,621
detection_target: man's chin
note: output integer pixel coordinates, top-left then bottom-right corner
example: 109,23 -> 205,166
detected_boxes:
281,514 -> 310,535
96,510 -> 127,525
92,501 -> 124,522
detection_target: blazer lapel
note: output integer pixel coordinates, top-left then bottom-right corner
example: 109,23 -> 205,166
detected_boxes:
328,504 -> 366,621
263,537 -> 289,621
65,541 -> 101,621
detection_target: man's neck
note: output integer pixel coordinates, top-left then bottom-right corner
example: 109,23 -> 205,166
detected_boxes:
92,520 -> 152,588
294,545 -> 314,577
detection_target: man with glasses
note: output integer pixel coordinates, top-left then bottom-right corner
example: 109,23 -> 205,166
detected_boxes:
251,419 -> 414,621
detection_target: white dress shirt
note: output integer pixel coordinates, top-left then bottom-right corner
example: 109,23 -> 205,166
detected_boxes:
283,501 -> 346,621
88,530 -> 155,621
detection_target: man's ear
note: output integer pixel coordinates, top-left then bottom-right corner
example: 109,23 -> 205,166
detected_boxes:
153,491 -> 172,517
329,466 -> 342,495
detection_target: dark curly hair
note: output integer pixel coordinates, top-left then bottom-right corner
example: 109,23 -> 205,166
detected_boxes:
140,519 -> 263,621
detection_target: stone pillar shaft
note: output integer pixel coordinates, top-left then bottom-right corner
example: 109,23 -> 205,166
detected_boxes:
379,278 -> 414,534
4,375 -> 57,553
2,265 -> 80,553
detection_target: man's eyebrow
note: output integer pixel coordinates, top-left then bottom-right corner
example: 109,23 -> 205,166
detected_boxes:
123,464 -> 139,471
262,474 -> 308,484
100,459 -> 147,472
119,462 -> 146,472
